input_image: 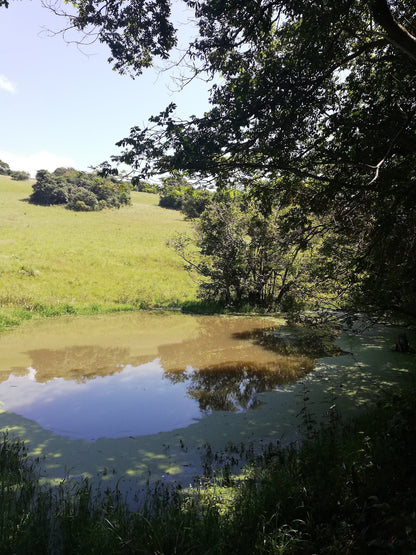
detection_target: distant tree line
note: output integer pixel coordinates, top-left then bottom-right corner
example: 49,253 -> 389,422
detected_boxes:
133,180 -> 159,194
30,168 -> 131,211
0,159 -> 30,181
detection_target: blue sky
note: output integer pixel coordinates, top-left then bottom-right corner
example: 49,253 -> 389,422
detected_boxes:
0,0 -> 209,176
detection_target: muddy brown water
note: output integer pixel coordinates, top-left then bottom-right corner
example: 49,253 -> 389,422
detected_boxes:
0,312 -> 312,440
0,312 -> 414,493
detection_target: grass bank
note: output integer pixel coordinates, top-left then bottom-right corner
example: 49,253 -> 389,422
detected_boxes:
1,388 -> 415,553
0,175 -> 197,331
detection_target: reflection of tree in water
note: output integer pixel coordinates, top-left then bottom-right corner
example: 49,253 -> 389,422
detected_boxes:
161,319 -> 317,412
157,318 -> 289,373
165,359 -> 313,413
15,346 -> 133,382
234,326 -> 343,358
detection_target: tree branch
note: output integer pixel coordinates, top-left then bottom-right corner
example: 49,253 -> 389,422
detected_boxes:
370,0 -> 416,62
366,107 -> 415,185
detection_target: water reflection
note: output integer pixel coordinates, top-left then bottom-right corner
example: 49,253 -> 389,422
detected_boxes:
0,313 -> 316,440
0,362 -> 201,440
234,326 -> 344,358
166,360 -> 314,413
19,346 -> 133,382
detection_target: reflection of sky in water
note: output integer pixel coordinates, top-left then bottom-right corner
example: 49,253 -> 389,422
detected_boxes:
0,315 -> 414,444
0,361 -> 203,440
0,314 -> 315,441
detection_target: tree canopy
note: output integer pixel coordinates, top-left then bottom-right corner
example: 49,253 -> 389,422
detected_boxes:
0,160 -> 11,175
30,168 -> 131,211
8,0 -> 416,312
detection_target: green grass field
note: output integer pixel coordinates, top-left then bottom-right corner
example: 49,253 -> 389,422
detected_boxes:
0,175 -> 197,330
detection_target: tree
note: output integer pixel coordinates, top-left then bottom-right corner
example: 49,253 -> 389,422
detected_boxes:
158,171 -> 212,218
170,189 -> 324,310
41,0 -> 416,312
158,171 -> 189,210
0,160 -> 10,175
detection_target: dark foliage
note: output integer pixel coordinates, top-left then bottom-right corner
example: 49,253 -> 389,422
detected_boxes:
0,160 -> 29,180
0,160 -> 11,175
158,172 -> 212,219
60,0 -> 416,314
10,171 -> 30,181
133,180 -> 159,194
29,168 -> 131,211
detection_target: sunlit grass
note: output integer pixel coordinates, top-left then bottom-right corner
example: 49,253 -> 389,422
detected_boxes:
0,175 -> 197,330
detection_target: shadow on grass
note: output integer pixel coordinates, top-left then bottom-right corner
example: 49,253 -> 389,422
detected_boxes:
1,387 -> 415,554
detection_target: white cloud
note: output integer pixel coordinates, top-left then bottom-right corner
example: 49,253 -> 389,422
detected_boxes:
0,74 -> 17,93
0,151 -> 76,177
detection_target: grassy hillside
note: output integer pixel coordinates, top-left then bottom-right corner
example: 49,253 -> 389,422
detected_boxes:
0,175 -> 196,330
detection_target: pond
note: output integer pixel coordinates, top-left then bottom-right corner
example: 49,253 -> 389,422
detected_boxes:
0,312 -> 414,494
0,313 -> 314,440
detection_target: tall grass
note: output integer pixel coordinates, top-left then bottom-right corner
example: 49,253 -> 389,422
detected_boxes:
1,390 -> 415,553
0,175 -> 197,331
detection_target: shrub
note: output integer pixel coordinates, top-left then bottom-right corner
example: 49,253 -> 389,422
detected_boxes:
134,180 -> 159,194
181,188 -> 212,219
158,172 -> 188,210
171,191 -> 313,309
30,168 -> 131,211
158,172 -> 211,217
30,171 -> 69,205
10,170 -> 30,181
70,200 -> 92,212
67,187 -> 98,211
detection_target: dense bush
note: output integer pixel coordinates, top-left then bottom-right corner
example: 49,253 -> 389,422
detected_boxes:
10,170 -> 30,181
158,173 -> 186,210
66,187 -> 98,211
181,188 -> 212,219
29,168 -> 131,211
30,170 -> 68,205
171,190 -> 316,310
158,172 -> 212,218
133,179 -> 159,194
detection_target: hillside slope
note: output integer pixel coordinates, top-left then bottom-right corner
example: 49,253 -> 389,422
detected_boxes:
0,175 -> 196,330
